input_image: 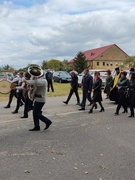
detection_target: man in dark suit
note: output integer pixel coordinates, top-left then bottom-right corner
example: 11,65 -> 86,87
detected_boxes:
79,69 -> 93,110
63,71 -> 80,105
45,69 -> 54,92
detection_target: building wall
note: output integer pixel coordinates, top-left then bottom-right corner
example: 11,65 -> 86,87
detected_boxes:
92,46 -> 128,70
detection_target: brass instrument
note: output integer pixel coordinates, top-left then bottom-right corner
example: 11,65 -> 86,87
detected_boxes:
27,65 -> 44,100
10,82 -> 18,89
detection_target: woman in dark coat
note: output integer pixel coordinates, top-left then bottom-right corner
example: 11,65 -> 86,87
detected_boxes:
114,71 -> 129,115
89,71 -> 104,113
128,72 -> 135,117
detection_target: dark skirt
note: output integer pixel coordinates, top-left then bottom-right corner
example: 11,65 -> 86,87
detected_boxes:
109,86 -> 119,101
93,90 -> 102,102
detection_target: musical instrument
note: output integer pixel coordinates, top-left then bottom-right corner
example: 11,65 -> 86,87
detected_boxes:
27,65 -> 44,100
28,65 -> 44,77
10,82 -> 18,89
0,80 -> 11,94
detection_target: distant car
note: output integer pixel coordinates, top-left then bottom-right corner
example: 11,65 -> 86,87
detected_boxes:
53,71 -> 71,83
0,72 -> 13,80
78,69 -> 108,88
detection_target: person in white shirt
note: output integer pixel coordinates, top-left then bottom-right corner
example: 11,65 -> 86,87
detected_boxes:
12,71 -> 25,114
4,71 -> 19,108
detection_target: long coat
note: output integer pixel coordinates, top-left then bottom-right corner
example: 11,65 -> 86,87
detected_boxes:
92,78 -> 102,102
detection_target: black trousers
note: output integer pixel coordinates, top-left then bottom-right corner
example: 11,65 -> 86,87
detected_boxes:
129,93 -> 135,116
23,97 -> 33,117
7,89 -> 18,106
14,91 -> 25,112
66,88 -> 80,103
116,93 -> 128,113
47,79 -> 54,92
33,101 -> 52,128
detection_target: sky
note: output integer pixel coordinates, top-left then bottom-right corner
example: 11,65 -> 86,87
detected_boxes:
0,0 -> 135,69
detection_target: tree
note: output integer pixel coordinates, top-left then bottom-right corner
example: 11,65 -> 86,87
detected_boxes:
124,56 -> 135,69
73,52 -> 88,73
41,60 -> 48,70
47,59 -> 62,71
61,59 -> 69,71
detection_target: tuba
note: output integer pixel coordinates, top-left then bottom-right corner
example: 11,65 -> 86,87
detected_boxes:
27,65 -> 44,100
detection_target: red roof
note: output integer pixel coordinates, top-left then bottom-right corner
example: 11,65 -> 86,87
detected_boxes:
69,44 -> 128,63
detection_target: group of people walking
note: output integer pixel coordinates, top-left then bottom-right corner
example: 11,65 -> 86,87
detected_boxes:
3,65 -> 135,132
63,68 -> 104,113
63,67 -> 135,118
3,67 -> 52,131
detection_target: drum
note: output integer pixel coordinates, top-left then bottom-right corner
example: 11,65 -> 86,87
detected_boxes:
0,80 -> 11,94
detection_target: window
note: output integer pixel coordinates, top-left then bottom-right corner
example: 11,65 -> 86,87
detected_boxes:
103,62 -> 105,66
97,62 -> 99,66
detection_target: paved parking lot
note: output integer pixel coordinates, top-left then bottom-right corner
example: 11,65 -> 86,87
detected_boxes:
1,95 -> 135,180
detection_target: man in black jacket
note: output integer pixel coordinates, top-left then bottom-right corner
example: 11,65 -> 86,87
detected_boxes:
79,69 -> 93,110
63,71 -> 80,105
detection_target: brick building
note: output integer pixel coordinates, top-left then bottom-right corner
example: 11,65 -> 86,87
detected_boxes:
68,44 -> 129,70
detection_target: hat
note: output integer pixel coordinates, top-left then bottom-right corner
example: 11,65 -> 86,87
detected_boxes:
121,71 -> 127,76
130,68 -> 134,72
107,69 -> 111,75
115,67 -> 120,71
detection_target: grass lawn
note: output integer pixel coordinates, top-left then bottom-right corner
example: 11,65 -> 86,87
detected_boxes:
0,82 -> 82,101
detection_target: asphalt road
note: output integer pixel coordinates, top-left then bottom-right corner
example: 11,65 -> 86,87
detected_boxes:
0,94 -> 135,180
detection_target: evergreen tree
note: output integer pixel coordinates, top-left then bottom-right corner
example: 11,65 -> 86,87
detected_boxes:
73,52 -> 88,73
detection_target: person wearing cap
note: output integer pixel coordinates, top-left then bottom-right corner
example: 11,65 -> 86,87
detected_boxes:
24,69 -> 52,131
109,67 -> 121,103
104,70 -> 113,99
45,69 -> 54,92
114,71 -> 129,115
12,71 -> 25,114
63,71 -> 80,105
21,72 -> 33,118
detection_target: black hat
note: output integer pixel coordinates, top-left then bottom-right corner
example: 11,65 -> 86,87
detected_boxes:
115,67 -> 120,71
130,68 -> 134,72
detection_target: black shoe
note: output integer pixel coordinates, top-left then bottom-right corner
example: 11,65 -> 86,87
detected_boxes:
88,102 -> 93,106
95,104 -> 97,109
128,115 -> 134,118
29,127 -> 40,131
21,116 -> 28,118
4,105 -> 10,108
79,108 -> 85,111
99,108 -> 105,112
44,121 -> 52,130
114,112 -> 119,115
76,102 -> 81,105
122,110 -> 128,113
63,101 -> 68,105
12,111 -> 18,114
88,109 -> 93,113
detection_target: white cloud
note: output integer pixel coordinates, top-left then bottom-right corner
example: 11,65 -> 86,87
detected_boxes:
0,0 -> 135,69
